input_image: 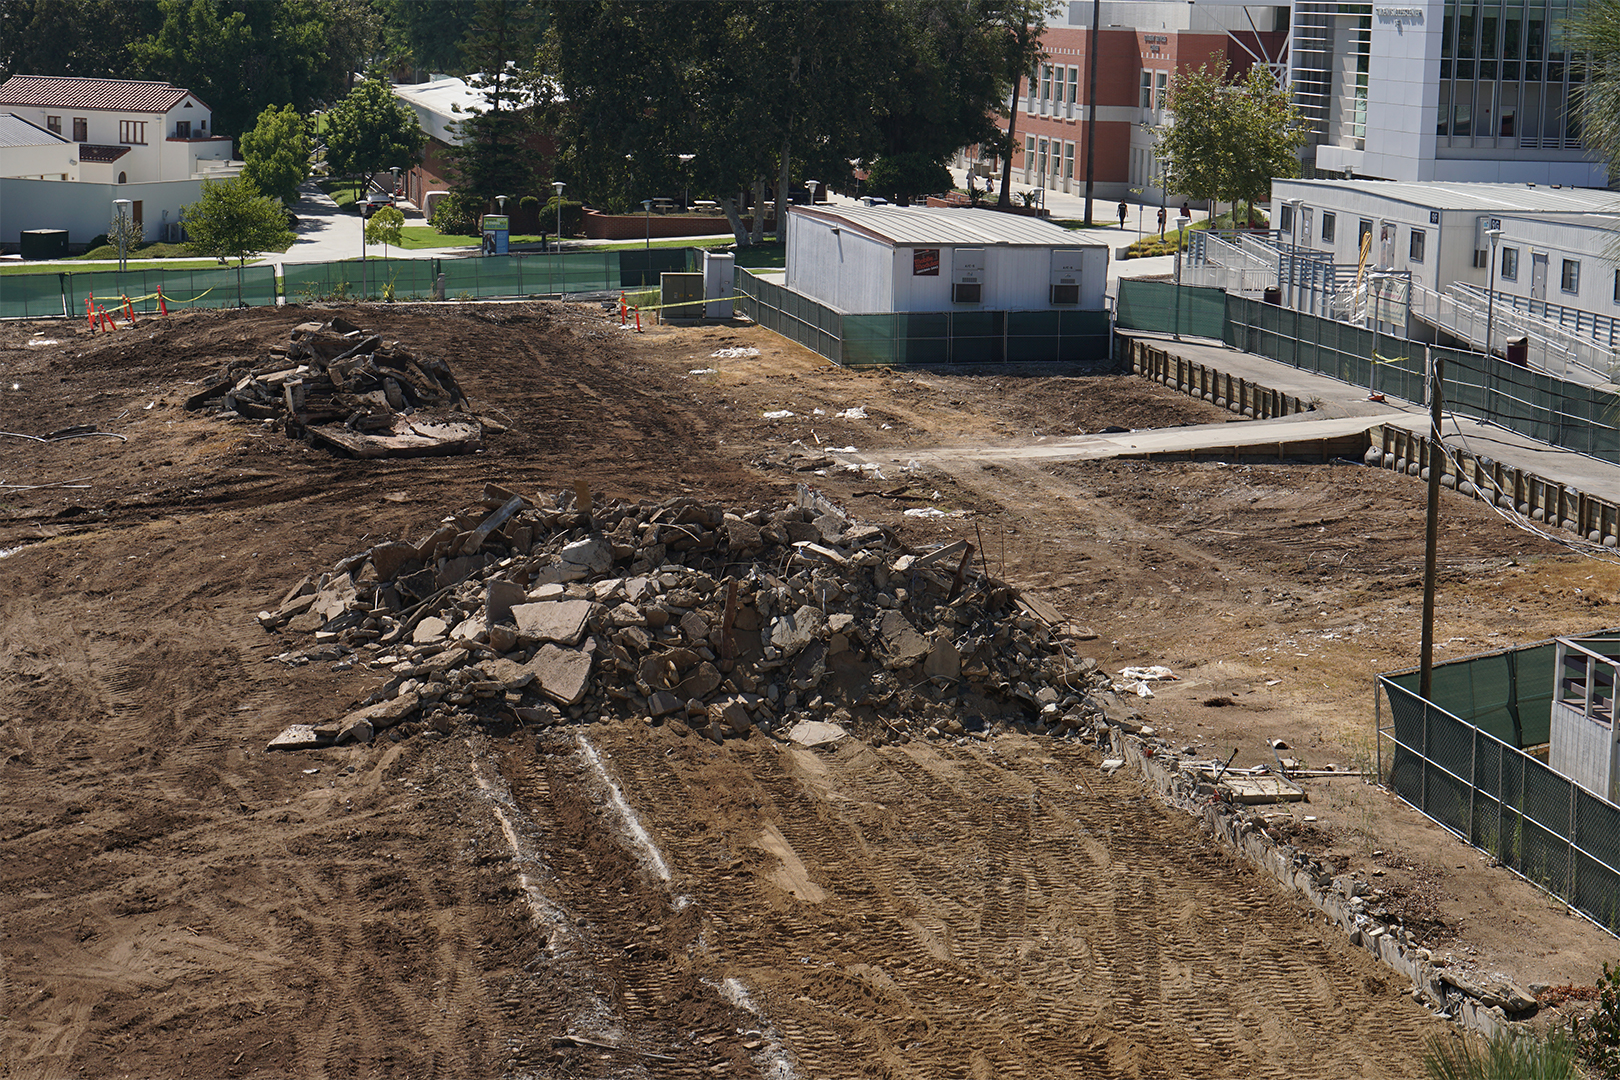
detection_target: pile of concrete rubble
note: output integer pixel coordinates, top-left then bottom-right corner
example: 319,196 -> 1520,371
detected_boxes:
186,316 -> 484,457
262,483 -> 1131,751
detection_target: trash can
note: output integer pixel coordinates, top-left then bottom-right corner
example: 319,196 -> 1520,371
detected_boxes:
20,229 -> 67,259
1505,336 -> 1529,367
1262,286 -> 1282,305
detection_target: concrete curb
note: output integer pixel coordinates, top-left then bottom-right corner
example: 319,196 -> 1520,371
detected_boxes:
1105,725 -> 1536,1040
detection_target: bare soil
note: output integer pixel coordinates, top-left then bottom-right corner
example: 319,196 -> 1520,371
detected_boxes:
2,303 -> 1616,1080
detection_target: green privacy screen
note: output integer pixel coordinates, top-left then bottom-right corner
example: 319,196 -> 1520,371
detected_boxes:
0,273 -> 67,318
67,265 -> 277,311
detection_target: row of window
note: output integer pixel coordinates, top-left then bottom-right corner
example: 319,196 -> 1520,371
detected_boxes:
1139,70 -> 1169,111
1023,135 -> 1077,180
41,115 -> 204,144
1281,203 -> 1597,298
1028,62 -> 1081,109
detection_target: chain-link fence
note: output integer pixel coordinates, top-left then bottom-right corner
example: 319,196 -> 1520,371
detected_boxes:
1379,673 -> 1620,934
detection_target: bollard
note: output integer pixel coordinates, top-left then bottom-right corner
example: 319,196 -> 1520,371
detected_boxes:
634,306 -> 641,332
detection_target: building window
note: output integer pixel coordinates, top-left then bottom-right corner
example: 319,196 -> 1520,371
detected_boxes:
1321,212 -> 1336,243
199,119 -> 206,132
1613,268 -> 1620,304
72,117 -> 86,141
1562,259 -> 1580,293
1501,247 -> 1518,280
1063,142 -> 1074,179
1279,204 -> 1293,232
46,115 -> 60,134
119,120 -> 146,144
1140,70 -> 1153,109
1038,137 -> 1048,177
117,171 -> 126,184
1068,65 -> 1078,105
1409,229 -> 1426,263
1155,71 -> 1168,110
1025,134 -> 1034,170
175,120 -> 190,139
1042,64 -> 1052,102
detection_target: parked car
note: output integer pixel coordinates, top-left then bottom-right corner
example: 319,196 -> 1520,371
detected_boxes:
360,190 -> 394,217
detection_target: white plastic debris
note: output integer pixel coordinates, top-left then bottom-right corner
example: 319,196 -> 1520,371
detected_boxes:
904,507 -> 965,518
826,445 -> 858,454
812,408 -> 825,415
762,410 -> 794,419
711,346 -> 759,358
1119,665 -> 1177,682
26,338 -> 59,347
688,367 -> 718,375
835,406 -> 867,419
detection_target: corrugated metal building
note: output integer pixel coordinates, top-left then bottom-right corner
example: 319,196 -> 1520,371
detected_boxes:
785,205 -> 1108,314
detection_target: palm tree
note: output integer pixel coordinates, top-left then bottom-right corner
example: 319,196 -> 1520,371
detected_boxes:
1570,0 -> 1620,175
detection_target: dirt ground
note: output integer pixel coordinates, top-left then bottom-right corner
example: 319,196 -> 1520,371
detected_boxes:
1,301 -> 1616,1079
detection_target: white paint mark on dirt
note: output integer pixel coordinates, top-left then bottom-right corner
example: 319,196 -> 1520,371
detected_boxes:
720,977 -> 798,1080
576,733 -> 672,883
467,750 -> 580,955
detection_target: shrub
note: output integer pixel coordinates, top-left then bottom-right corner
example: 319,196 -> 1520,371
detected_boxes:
541,196 -> 583,237
1423,1029 -> 1580,1080
429,191 -> 482,236
1571,962 -> 1620,1078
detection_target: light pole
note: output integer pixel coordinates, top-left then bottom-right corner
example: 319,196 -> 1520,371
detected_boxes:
496,194 -> 508,216
553,181 -> 565,252
805,179 -> 819,206
642,199 -> 652,253
1484,227 -> 1502,418
678,154 -> 694,210
113,198 -> 131,273
1173,219 -> 1186,341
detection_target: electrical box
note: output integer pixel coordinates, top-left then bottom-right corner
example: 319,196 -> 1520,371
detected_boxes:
1049,248 -> 1082,306
951,247 -> 985,305
19,229 -> 67,259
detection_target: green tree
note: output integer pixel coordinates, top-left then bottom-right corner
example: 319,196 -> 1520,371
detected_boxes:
1571,1 -> 1620,180
1155,57 -> 1304,227
442,0 -> 544,205
180,176 -> 293,304
323,75 -> 426,201
0,0 -> 165,82
866,153 -> 953,206
364,204 -> 404,256
991,0 -> 1063,210
129,0 -> 331,136
318,0 -> 386,100
239,103 -> 312,204
379,0 -> 479,79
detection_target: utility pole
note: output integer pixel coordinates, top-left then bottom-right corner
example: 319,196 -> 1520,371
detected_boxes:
1419,344 -> 1442,698
1082,0 -> 1101,225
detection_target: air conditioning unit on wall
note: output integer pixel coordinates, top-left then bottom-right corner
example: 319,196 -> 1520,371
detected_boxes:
164,222 -> 188,243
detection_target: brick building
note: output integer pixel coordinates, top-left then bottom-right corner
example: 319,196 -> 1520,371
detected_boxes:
959,3 -> 1289,208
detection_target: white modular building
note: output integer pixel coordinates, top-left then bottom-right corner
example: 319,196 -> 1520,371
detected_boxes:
785,205 -> 1107,314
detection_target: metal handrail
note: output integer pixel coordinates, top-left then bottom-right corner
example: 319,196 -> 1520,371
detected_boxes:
1449,282 -> 1620,381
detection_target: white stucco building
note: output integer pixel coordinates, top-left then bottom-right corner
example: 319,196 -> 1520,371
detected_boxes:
1292,1 -> 1606,186
785,205 -> 1108,314
0,76 -> 240,249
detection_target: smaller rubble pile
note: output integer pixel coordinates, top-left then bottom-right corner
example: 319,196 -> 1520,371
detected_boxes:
262,483 -> 1125,751
186,316 -> 484,457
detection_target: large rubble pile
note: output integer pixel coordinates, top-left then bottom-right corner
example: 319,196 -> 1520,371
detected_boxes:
186,316 -> 484,457
261,484 -> 1130,751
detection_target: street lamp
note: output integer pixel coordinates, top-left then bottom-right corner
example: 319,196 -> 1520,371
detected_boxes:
678,154 -> 694,210
805,179 -> 819,206
642,198 -> 652,253
553,181 -> 565,252
1483,228 -> 1502,358
113,198 -> 131,273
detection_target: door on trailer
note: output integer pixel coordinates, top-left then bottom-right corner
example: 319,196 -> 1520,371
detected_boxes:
1531,251 -> 1548,313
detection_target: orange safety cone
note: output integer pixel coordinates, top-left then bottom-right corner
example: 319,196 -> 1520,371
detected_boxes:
85,295 -> 95,330
157,286 -> 168,316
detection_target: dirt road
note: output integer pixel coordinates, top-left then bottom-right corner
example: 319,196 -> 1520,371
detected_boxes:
1,303 -> 1614,1079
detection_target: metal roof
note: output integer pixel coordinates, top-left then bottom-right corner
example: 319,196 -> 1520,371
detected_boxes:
78,143 -> 131,163
0,76 -> 196,114
1278,178 -> 1620,215
792,204 -> 1103,247
0,112 -> 68,148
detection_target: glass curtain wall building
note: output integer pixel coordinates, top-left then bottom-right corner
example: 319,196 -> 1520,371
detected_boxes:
1291,1 -> 1605,186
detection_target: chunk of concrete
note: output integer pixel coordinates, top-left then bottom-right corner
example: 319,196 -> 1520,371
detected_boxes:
412,616 -> 448,644
479,657 -> 537,690
485,579 -> 527,625
267,724 -> 332,751
370,541 -> 419,581
680,609 -> 711,644
647,689 -> 683,717
787,720 -> 847,748
560,535 -> 612,573
924,637 -> 960,680
527,643 -> 593,705
678,661 -> 723,700
878,610 -> 929,668
511,599 -> 592,646
770,604 -> 827,656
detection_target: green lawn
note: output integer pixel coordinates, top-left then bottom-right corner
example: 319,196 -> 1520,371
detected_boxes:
319,179 -> 363,208
0,256 -> 261,276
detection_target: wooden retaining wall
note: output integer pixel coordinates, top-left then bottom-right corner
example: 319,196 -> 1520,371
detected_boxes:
1130,339 -> 1313,419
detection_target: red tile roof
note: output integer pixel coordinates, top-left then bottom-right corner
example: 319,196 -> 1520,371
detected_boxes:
78,143 -> 132,163
0,76 -> 199,114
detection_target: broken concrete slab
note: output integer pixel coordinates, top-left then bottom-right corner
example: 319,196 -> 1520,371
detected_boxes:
878,610 -> 930,668
485,579 -> 526,625
511,599 -> 592,646
788,720 -> 847,747
527,643 -> 592,705
769,604 -> 827,655
267,724 -> 332,751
